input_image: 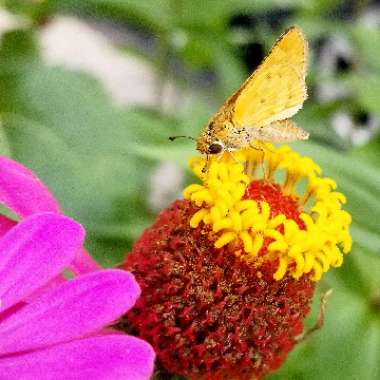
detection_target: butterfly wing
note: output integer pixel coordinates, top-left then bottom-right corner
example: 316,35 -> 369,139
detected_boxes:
259,119 -> 309,142
232,26 -> 307,128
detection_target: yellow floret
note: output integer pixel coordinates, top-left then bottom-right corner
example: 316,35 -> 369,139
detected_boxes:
184,145 -> 352,282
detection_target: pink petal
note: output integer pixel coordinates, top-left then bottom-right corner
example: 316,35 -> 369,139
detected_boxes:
0,214 -> 16,237
0,156 -> 60,217
0,156 -> 100,273
70,247 -> 100,275
25,275 -> 67,303
0,213 -> 84,312
0,270 -> 141,355
0,335 -> 155,380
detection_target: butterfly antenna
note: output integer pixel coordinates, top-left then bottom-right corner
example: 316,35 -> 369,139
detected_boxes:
169,135 -> 196,141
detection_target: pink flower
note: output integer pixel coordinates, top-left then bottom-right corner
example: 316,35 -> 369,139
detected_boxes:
0,156 -> 99,274
0,213 -> 154,379
0,158 -> 155,379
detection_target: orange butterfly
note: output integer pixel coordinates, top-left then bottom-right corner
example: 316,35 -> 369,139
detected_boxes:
196,26 -> 309,156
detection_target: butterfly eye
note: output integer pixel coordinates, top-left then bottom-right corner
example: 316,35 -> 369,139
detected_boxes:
208,142 -> 224,154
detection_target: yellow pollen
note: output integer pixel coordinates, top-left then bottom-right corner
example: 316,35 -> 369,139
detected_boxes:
184,145 -> 352,282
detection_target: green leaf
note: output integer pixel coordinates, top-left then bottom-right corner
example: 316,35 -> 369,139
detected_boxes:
345,74 -> 380,118
352,136 -> 380,168
351,26 -> 380,73
0,120 -> 11,156
130,142 -> 194,167
0,29 -> 39,62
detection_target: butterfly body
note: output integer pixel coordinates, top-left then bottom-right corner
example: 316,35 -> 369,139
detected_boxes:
197,111 -> 309,154
196,26 -> 309,156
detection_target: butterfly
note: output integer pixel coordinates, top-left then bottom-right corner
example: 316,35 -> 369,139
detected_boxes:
196,26 -> 309,156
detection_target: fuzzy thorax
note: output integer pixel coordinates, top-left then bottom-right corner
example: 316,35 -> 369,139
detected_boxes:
184,144 -> 352,281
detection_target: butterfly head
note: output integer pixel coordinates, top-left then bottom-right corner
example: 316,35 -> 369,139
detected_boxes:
207,141 -> 225,154
197,134 -> 225,155
196,118 -> 229,155
197,139 -> 225,173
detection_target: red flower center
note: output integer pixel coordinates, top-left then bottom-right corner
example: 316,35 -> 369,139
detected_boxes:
122,179 -> 314,380
244,180 -> 305,228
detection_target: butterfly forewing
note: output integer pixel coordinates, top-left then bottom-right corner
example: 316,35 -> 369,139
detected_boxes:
233,26 -> 307,128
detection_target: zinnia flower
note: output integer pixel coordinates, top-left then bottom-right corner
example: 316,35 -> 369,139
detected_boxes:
121,144 -> 352,379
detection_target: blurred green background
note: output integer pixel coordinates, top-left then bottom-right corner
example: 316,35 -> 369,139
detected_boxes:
0,1 -> 379,379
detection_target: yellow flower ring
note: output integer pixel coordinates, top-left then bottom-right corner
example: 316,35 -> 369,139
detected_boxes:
184,144 -> 352,281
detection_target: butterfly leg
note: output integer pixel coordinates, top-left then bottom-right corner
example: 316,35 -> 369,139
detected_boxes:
217,152 -> 225,162
226,149 -> 246,166
294,289 -> 333,343
201,155 -> 210,173
248,142 -> 269,181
